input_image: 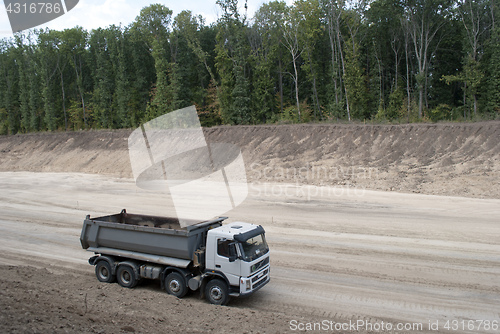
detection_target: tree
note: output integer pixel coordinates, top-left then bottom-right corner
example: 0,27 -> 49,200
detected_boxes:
128,27 -> 155,125
215,0 -> 252,124
403,0 -> 452,118
89,28 -> 114,128
342,1 -> 370,120
26,36 -> 42,131
172,12 -> 218,118
296,0 -> 322,119
60,27 -> 89,128
132,4 -> 173,120
37,29 -> 63,131
250,1 -> 287,121
366,0 -> 405,119
343,38 -> 369,119
484,16 -> 500,114
15,33 -> 31,132
169,11 -> 204,111
110,26 -> 132,128
322,0 -> 346,118
0,38 -> 20,134
281,3 -> 303,120
458,0 -> 490,115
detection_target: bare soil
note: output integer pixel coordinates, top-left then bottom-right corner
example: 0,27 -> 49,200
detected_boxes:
0,265 -> 290,334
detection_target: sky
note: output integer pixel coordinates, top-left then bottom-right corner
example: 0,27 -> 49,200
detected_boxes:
0,0 -> 293,39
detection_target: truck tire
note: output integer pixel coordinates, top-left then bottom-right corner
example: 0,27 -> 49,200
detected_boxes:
205,279 -> 229,305
116,265 -> 138,288
165,272 -> 187,298
95,261 -> 115,283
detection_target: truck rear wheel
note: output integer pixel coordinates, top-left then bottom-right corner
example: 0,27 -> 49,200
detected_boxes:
116,265 -> 138,288
165,272 -> 187,298
95,261 -> 115,283
205,279 -> 229,305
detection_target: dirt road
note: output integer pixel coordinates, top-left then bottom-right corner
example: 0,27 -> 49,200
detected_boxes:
1,172 -> 499,333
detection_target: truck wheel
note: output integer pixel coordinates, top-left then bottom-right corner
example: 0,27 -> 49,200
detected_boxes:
165,272 -> 187,298
116,265 -> 138,288
205,279 -> 229,305
95,261 -> 115,283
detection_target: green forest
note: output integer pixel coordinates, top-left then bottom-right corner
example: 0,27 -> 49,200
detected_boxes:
0,0 -> 499,134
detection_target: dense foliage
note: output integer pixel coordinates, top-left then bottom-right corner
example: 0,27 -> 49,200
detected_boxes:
0,0 -> 499,133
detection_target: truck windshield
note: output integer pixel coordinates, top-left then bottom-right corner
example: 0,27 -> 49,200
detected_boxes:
239,234 -> 269,262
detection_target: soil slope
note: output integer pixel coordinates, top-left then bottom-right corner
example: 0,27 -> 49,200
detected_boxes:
0,121 -> 499,198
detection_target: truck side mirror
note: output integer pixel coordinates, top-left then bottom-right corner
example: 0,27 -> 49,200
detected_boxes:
228,242 -> 238,262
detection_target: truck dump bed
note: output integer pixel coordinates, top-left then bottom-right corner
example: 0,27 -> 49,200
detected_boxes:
80,209 -> 225,261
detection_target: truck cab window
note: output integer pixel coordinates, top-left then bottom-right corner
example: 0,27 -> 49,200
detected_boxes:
240,234 -> 269,262
217,239 -> 232,258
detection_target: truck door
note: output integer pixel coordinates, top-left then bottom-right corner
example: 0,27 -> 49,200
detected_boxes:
215,238 -> 240,287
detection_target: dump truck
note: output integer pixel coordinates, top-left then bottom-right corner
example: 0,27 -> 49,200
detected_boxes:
80,209 -> 270,305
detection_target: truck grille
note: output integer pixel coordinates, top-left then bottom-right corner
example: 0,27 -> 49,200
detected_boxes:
251,267 -> 269,290
252,268 -> 268,283
252,272 -> 269,290
251,257 -> 270,273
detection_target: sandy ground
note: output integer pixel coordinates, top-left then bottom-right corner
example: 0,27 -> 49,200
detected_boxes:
1,122 -> 499,333
1,172 -> 499,333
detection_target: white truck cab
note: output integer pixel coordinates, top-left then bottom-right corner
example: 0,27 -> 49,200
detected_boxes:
205,222 -> 270,297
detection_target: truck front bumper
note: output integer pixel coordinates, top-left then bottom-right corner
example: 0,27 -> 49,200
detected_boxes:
230,265 -> 270,297
241,276 -> 270,297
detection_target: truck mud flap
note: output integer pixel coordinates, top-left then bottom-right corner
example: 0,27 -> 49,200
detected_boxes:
88,255 -> 99,265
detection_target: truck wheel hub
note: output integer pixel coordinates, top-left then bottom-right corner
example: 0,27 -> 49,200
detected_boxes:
210,286 -> 223,300
121,271 -> 131,283
99,267 -> 109,278
169,280 -> 180,292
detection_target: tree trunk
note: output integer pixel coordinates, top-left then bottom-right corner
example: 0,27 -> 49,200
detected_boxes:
336,28 -> 350,121
73,56 -> 86,128
306,49 -> 320,119
312,76 -> 320,119
463,82 -> 467,119
59,67 -> 67,131
418,86 -> 423,119
292,57 -> 300,120
473,93 -> 477,116
405,29 -> 411,123
278,49 -> 283,113
328,21 -> 339,107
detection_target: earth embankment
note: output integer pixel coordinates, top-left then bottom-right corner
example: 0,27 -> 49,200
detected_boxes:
0,121 -> 498,198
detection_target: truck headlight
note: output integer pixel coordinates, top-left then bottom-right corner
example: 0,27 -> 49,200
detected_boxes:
241,278 -> 251,291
